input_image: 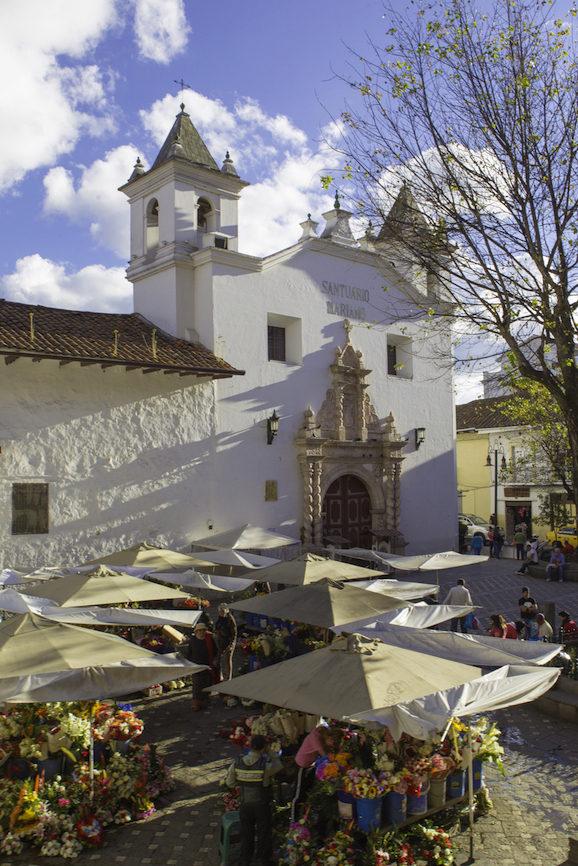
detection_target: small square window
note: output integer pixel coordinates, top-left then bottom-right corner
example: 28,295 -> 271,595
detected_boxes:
268,325 -> 286,362
214,236 -> 228,249
12,483 -> 49,535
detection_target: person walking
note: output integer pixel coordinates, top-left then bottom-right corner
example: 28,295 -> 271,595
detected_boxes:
488,526 -> 495,558
493,527 -> 504,559
470,534 -> 484,555
444,578 -> 473,633
513,526 -> 527,560
214,603 -> 237,681
187,622 -> 219,711
225,734 -> 283,866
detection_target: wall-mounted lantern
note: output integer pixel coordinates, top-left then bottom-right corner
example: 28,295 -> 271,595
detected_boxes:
267,410 -> 280,445
415,427 -> 426,449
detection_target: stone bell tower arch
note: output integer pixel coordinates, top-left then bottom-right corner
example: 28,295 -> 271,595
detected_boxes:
295,320 -> 407,549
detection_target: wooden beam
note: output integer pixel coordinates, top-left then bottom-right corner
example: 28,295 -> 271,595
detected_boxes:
4,355 -> 20,365
32,357 -> 42,363
59,360 -> 73,367
101,364 -> 114,370
125,366 -> 140,372
142,368 -> 157,374
163,369 -> 179,375
179,372 -> 196,377
80,361 -> 99,367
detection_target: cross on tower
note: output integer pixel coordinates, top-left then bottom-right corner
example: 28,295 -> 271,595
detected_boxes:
174,78 -> 191,102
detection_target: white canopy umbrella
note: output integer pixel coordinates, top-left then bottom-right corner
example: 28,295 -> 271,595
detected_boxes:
190,549 -> 281,569
65,564 -> 156,579
191,523 -> 299,551
0,568 -> 58,586
19,566 -> 187,607
335,601 -> 476,633
379,550 -> 489,574
348,578 -> 439,600
153,571 -> 255,593
347,623 -> 562,667
34,605 -> 202,629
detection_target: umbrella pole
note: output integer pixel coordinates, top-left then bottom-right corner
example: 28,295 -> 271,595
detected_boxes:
89,703 -> 95,802
467,717 -> 475,860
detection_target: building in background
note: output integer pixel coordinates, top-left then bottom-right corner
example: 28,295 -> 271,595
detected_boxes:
0,106 -> 458,568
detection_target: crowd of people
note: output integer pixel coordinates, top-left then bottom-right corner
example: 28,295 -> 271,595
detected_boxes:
186,602 -> 238,711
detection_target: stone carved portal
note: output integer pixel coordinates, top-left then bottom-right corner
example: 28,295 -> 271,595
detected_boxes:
295,320 -> 407,549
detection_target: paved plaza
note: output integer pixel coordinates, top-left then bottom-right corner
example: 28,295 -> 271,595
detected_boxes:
3,556 -> 578,866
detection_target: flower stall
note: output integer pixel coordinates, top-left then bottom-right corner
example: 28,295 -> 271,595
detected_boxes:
0,701 -> 174,858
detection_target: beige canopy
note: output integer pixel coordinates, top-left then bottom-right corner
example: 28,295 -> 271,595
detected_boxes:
0,613 -> 206,704
241,553 -> 389,586
20,565 -> 186,607
229,579 -> 410,628
191,524 -> 299,550
82,542 -> 214,572
211,633 -> 482,719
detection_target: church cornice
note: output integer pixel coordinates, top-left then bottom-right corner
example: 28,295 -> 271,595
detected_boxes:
119,159 -> 249,200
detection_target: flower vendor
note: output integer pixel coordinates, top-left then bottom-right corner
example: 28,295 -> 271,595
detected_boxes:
224,734 -> 283,866
290,724 -> 329,821
187,622 -> 219,711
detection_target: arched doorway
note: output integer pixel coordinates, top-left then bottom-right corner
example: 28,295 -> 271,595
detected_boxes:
322,474 -> 372,547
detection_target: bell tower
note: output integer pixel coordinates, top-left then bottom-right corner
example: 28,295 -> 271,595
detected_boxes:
119,104 -> 249,340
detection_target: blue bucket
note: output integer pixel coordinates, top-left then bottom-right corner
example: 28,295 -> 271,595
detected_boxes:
383,790 -> 407,825
465,759 -> 483,791
407,779 -> 430,815
355,797 -> 382,832
337,790 -> 356,821
446,770 -> 465,799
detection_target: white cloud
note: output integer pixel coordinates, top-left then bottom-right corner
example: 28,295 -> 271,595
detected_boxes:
140,92 -> 342,257
133,0 -> 190,63
1,255 -> 131,314
0,0 -> 120,192
0,0 -> 192,194
43,145 -> 139,257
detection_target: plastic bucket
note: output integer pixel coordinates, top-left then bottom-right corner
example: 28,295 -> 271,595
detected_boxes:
337,790 -> 357,821
355,797 -> 382,832
465,759 -> 483,791
428,777 -> 447,809
383,790 -> 407,825
446,771 -> 465,799
407,779 -> 430,815
259,616 -> 269,629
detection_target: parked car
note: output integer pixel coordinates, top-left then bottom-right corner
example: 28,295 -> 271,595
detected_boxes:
546,526 -> 578,547
458,514 -> 491,543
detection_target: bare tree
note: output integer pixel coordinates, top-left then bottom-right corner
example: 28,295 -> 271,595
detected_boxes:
325,0 -> 578,496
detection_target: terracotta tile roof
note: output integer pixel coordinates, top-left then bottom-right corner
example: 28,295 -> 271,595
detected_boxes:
0,300 -> 243,379
456,396 -> 514,430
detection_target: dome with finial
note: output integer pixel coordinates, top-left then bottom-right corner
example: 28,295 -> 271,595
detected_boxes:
221,151 -> 239,177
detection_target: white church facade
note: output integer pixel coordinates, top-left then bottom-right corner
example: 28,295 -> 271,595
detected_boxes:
0,106 -> 458,568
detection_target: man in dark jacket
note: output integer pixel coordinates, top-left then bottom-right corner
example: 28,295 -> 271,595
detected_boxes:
225,734 -> 283,866
215,603 -> 237,680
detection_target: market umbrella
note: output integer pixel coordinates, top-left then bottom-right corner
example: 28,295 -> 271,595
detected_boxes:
0,613 -> 205,703
0,568 -> 55,586
335,601 -> 476,632
81,542 -> 215,572
191,523 -> 299,551
153,571 -> 255,593
234,553 -> 389,587
191,549 -> 281,569
347,623 -> 562,668
347,578 -> 439,600
228,579 -> 411,629
210,633 -> 482,719
18,565 -> 187,607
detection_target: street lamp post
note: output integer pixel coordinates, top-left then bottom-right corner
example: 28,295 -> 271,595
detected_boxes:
486,443 -> 507,526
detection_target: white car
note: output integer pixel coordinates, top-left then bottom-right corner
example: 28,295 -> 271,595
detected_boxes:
458,514 -> 491,543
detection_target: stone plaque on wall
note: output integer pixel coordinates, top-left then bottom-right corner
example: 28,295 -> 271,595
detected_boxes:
264,480 -> 278,501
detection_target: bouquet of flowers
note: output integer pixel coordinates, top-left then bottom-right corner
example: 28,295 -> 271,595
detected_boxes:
429,754 -> 454,780
221,783 -> 240,812
276,816 -> 312,866
177,596 -> 209,610
315,830 -> 356,865
342,768 -> 387,799
413,825 -> 454,865
404,755 -> 431,796
99,710 -> 144,742
315,751 -> 351,785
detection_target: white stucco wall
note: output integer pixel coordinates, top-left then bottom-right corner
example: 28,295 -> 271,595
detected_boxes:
0,359 -> 216,569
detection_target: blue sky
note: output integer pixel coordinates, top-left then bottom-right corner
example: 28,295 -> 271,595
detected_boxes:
0,0 -> 384,312
0,0 -> 486,400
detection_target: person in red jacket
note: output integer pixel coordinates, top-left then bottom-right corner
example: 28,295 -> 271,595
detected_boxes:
558,611 -> 578,642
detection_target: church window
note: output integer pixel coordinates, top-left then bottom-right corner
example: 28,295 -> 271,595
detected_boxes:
268,326 -> 286,362
387,335 -> 413,378
197,198 -> 212,232
214,236 -> 228,249
387,343 -> 397,375
12,483 -> 49,535
146,198 -> 159,260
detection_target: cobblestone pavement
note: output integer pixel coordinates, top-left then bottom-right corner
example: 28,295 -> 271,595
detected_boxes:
4,557 -> 578,866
